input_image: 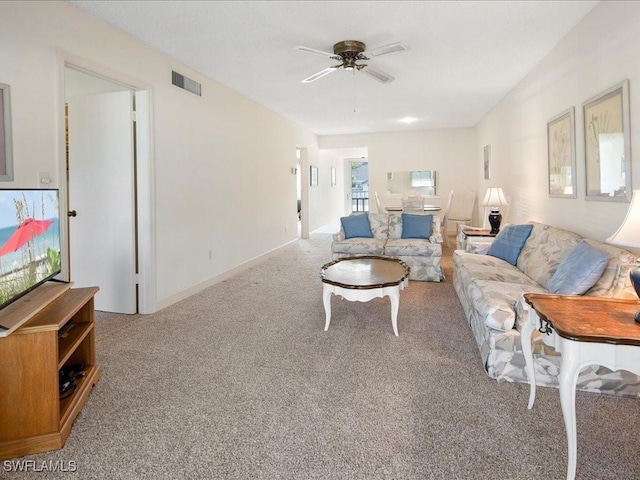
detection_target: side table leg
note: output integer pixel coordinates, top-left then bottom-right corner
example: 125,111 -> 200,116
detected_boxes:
559,341 -> 580,480
323,286 -> 332,331
388,288 -> 400,337
521,309 -> 537,409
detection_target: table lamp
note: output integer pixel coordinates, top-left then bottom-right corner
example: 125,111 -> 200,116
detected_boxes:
605,189 -> 640,323
481,187 -> 508,234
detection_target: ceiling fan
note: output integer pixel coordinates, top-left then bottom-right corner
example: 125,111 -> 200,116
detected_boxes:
295,40 -> 407,84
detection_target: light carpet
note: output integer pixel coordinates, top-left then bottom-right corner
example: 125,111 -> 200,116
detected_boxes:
4,234 -> 639,479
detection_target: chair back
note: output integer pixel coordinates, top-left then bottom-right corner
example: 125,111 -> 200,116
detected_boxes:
402,194 -> 423,213
444,190 -> 475,222
442,189 -> 476,247
374,191 -> 382,213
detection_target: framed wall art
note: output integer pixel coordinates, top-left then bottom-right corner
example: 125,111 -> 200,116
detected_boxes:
310,165 -> 318,186
0,83 -> 14,182
583,79 -> 631,202
483,144 -> 491,180
547,107 -> 576,198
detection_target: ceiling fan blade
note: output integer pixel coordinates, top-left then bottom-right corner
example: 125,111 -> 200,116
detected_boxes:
364,66 -> 395,84
367,42 -> 408,57
295,45 -> 336,58
301,65 -> 340,84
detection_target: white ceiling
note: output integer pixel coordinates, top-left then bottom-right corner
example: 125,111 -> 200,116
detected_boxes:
68,1 -> 599,136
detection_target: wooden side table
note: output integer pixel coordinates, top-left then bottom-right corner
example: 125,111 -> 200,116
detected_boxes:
522,293 -> 640,480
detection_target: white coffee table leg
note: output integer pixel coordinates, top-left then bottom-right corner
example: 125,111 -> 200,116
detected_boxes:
322,286 -> 332,331
388,287 -> 400,336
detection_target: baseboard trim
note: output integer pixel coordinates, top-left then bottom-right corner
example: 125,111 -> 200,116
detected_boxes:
154,238 -> 298,312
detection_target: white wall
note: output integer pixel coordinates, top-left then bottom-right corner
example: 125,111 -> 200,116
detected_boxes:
0,2 -> 319,311
477,1 -> 640,241
319,128 -> 478,221
312,149 -> 347,230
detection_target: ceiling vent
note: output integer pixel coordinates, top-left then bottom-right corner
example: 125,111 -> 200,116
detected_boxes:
172,71 -> 201,96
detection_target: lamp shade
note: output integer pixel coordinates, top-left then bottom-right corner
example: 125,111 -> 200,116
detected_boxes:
606,189 -> 640,249
481,187 -> 509,209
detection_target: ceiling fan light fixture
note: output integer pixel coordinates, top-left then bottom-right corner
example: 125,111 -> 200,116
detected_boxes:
297,39 -> 401,84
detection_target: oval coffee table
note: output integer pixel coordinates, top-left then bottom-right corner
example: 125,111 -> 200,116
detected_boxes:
320,256 -> 410,336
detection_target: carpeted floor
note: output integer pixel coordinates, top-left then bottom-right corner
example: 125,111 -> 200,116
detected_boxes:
4,234 -> 639,479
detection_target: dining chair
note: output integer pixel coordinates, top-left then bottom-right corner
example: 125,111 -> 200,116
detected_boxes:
401,193 -> 424,213
442,189 -> 476,247
374,191 -> 382,213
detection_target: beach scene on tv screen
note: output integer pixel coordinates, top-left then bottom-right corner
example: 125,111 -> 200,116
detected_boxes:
0,190 -> 61,307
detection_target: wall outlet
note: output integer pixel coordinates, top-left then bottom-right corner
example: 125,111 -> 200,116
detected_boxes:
285,225 -> 288,233
208,249 -> 212,260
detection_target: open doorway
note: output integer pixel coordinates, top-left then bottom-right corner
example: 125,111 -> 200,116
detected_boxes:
297,147 -> 309,239
65,68 -> 137,313
60,58 -> 154,314
349,159 -> 369,212
296,148 -> 302,237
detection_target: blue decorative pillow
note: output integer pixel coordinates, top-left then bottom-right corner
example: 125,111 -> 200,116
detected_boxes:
340,214 -> 373,239
401,213 -> 433,239
486,224 -> 533,266
547,240 -> 609,295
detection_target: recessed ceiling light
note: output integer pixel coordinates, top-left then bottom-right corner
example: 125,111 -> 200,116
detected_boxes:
399,117 -> 419,124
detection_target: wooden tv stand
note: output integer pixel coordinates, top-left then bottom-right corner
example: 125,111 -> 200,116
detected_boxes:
0,283 -> 101,460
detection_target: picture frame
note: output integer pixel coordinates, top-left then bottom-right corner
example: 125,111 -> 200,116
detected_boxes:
310,165 -> 318,186
483,145 -> 491,180
547,107 -> 576,198
330,166 -> 336,187
0,83 -> 14,182
583,80 -> 631,202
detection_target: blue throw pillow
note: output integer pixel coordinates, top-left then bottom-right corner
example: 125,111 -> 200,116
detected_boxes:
486,224 -> 533,266
547,240 -> 609,295
340,214 -> 373,239
401,213 -> 433,239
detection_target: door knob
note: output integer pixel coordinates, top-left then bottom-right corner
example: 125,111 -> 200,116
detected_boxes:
68,210 -> 77,217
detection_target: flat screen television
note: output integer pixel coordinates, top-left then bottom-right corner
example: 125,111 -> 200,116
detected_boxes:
0,189 -> 61,315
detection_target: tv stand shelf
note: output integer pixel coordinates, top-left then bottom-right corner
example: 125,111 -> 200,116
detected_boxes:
0,285 -> 101,460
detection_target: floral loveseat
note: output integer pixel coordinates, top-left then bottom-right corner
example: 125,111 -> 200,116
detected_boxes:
331,212 -> 444,282
453,221 -> 640,397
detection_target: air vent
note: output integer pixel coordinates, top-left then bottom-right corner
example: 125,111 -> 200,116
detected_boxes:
171,71 -> 201,96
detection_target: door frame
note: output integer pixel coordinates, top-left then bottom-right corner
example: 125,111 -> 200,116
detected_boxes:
298,147 -> 309,239
56,49 -> 156,314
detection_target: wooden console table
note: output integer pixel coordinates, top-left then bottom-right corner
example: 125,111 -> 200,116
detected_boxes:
0,283 -> 101,460
522,293 -> 640,480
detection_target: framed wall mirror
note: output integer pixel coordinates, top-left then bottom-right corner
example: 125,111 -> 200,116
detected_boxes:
583,80 -> 631,202
0,83 -> 14,182
387,170 -> 437,196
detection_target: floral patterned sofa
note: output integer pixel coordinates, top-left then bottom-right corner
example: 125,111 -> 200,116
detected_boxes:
453,221 -> 640,397
331,212 -> 444,282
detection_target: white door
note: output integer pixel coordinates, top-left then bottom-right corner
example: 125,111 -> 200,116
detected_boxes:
67,91 -> 137,313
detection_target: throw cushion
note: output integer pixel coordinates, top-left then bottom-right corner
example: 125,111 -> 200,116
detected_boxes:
340,214 -> 373,239
547,240 -> 609,295
486,224 -> 534,266
401,213 -> 433,239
